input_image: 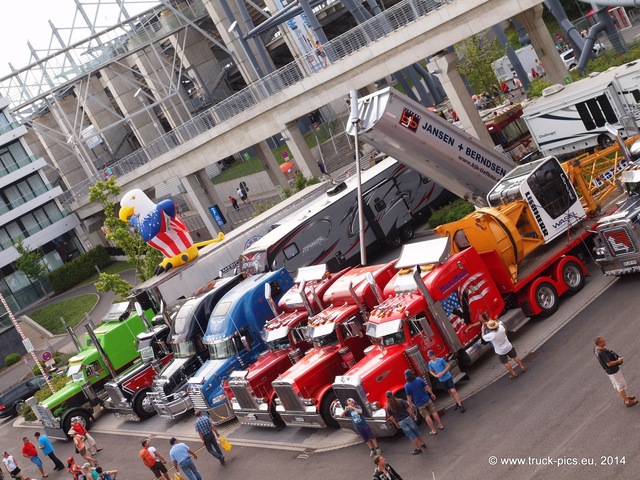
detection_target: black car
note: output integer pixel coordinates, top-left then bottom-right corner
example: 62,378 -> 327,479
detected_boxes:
0,376 -> 47,417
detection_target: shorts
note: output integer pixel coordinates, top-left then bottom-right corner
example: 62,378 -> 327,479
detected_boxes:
498,347 -> 518,364
78,447 -> 87,456
83,434 -> 96,449
417,400 -> 436,418
608,370 -> 628,392
30,456 -> 43,468
439,377 -> 456,391
9,468 -> 21,478
398,416 -> 421,441
150,461 -> 168,478
355,424 -> 376,442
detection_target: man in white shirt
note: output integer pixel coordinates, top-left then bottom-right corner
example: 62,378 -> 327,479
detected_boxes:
482,320 -> 527,379
2,452 -> 26,480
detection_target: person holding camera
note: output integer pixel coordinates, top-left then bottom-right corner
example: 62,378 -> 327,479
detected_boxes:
594,336 -> 637,407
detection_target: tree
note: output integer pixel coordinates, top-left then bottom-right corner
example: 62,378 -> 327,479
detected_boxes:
15,238 -> 50,299
95,272 -> 132,301
456,34 -> 506,95
88,177 -> 163,289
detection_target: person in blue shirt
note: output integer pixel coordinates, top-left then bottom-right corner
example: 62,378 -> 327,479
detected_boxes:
169,438 -> 202,480
341,398 -> 381,457
34,432 -> 65,471
428,350 -> 465,412
404,369 -> 444,435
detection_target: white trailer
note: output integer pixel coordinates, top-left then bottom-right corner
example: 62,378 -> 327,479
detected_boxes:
523,61 -> 640,158
348,87 -> 515,206
239,159 -> 452,275
492,44 -> 539,88
133,183 -> 330,304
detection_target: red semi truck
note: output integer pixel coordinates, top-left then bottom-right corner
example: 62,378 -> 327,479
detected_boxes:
228,264 -> 349,427
271,262 -> 397,428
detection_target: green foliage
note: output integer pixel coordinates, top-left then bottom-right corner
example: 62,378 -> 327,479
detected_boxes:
95,273 -> 133,301
456,34 -> 506,94
47,246 -> 111,293
252,200 -> 276,217
568,43 -> 640,82
28,294 -> 98,334
89,178 -> 162,282
15,239 -> 47,282
282,187 -> 292,199
428,199 -> 475,228
527,78 -> 553,98
4,353 -> 21,366
31,352 -> 73,376
21,374 -> 71,421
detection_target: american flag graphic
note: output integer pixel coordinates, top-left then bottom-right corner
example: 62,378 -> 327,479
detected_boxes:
441,272 -> 491,336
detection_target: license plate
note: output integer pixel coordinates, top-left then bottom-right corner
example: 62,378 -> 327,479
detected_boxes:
245,414 -> 256,420
622,260 -> 638,267
293,417 -> 305,422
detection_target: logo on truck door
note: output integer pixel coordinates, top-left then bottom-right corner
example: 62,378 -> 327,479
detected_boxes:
399,108 -> 421,132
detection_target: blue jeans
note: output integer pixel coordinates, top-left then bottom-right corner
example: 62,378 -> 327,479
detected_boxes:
203,433 -> 223,460
179,458 -> 202,480
398,415 -> 421,441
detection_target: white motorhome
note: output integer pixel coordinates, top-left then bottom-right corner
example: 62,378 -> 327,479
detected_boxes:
239,158 -> 452,275
492,44 -> 539,89
523,61 -> 640,158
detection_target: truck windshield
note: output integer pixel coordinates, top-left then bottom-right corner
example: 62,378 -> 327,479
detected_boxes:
67,365 -> 84,382
171,341 -> 196,358
266,336 -> 291,351
138,346 -> 154,362
313,330 -> 338,347
208,338 -> 237,359
373,331 -> 406,346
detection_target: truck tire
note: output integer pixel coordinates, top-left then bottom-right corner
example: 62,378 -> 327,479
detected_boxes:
598,134 -> 614,150
561,261 -> 585,294
133,389 -> 157,420
401,225 -> 415,242
388,234 -> 402,248
320,391 -> 339,429
63,410 -> 90,437
534,282 -> 559,317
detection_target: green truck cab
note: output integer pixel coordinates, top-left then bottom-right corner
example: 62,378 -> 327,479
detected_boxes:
30,302 -> 155,439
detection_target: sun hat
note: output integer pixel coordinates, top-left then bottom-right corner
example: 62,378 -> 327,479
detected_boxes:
487,320 -> 499,330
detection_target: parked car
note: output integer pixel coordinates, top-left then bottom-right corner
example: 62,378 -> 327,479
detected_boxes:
0,376 -> 47,417
560,43 -> 606,70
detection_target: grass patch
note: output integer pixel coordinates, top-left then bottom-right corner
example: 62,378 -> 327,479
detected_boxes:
211,122 -> 338,185
78,261 -> 135,287
28,294 -> 99,334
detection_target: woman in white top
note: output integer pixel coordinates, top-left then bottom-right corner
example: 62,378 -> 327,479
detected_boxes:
2,452 -> 27,480
482,320 -> 527,379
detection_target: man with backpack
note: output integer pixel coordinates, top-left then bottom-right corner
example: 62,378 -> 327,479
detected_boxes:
140,439 -> 170,480
95,466 -> 117,480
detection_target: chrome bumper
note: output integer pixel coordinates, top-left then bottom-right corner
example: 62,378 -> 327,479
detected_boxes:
206,401 -> 235,425
335,416 -> 398,437
235,409 -> 278,428
109,408 -> 140,422
277,410 -> 326,428
147,391 -> 192,419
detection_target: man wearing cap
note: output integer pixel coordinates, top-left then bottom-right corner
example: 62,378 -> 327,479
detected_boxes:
34,433 -> 64,471
404,369 -> 444,435
482,319 -> 526,379
169,438 -> 201,480
340,398 -> 381,457
427,351 -> 465,412
21,437 -> 48,478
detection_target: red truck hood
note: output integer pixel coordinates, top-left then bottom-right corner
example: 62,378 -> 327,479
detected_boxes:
244,349 -> 295,398
338,343 -> 411,403
279,346 -> 342,398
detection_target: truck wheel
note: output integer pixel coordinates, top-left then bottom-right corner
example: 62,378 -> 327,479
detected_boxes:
561,261 -> 585,294
63,410 -> 90,437
598,134 -> 614,150
534,282 -> 559,317
401,225 -> 415,241
269,401 -> 285,428
388,235 -> 402,248
133,389 -> 157,420
320,392 -> 339,429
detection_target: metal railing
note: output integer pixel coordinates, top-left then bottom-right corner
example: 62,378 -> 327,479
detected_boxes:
62,0 -> 453,209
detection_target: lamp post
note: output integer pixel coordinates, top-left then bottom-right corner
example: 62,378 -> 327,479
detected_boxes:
349,89 -> 367,266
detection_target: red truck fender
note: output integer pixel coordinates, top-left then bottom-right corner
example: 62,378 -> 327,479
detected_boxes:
519,276 -> 560,317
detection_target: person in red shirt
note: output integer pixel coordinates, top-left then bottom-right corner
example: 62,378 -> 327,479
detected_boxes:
21,437 -> 47,478
71,419 -> 101,455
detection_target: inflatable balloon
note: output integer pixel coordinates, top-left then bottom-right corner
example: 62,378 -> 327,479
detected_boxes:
119,189 -> 222,274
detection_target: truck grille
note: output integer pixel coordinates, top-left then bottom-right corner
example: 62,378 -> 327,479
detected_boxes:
188,389 -> 209,411
229,380 -> 258,410
603,227 -> 637,256
272,382 -> 304,412
332,386 -> 371,417
104,383 -> 127,408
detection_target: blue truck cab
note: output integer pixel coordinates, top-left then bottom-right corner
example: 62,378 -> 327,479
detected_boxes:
186,268 -> 293,423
